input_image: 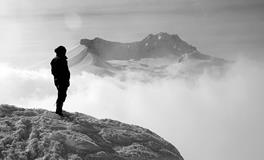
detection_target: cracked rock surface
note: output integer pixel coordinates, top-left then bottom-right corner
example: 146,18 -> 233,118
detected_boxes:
0,104 -> 183,160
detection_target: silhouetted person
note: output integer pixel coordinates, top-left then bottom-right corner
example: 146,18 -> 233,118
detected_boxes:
50,46 -> 70,116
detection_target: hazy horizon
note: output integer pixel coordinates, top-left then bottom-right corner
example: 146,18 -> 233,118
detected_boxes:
1,0 -> 264,67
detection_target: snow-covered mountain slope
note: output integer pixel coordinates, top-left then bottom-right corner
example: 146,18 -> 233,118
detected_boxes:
68,46 -> 115,76
0,104 -> 183,160
79,32 -> 199,60
67,32 -> 230,78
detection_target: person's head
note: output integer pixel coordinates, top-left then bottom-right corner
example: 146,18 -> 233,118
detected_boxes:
54,46 -> 67,58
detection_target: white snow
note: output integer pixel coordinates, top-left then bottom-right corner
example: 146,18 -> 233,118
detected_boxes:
0,105 -> 183,160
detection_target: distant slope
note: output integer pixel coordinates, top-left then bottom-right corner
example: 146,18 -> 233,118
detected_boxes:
79,32 -> 201,61
0,104 -> 184,160
68,32 -> 230,78
68,46 -> 115,76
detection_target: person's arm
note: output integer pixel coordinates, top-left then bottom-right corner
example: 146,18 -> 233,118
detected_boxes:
50,60 -> 55,76
63,60 -> 70,86
66,61 -> 70,76
50,59 -> 59,77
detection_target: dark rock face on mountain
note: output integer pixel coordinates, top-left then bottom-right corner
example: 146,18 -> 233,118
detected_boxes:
79,32 -> 207,61
67,32 -> 229,78
0,105 -> 183,160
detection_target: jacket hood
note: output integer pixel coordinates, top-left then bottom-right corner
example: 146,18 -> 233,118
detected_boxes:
56,54 -> 68,59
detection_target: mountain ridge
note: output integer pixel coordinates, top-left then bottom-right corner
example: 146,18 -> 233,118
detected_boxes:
79,32 -> 201,61
0,104 -> 184,160
67,32 -> 229,78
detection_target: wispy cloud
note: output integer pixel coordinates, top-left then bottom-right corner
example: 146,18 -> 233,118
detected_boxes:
0,57 -> 263,160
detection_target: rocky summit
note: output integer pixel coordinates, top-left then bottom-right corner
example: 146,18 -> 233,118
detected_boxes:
0,105 -> 183,160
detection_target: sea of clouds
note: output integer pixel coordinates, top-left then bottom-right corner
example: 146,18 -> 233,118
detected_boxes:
0,57 -> 263,160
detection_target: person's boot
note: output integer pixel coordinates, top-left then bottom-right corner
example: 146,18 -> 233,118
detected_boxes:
55,110 -> 64,116
55,111 -> 64,116
56,103 -> 63,116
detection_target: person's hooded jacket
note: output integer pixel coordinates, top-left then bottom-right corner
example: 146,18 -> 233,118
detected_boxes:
50,46 -> 70,87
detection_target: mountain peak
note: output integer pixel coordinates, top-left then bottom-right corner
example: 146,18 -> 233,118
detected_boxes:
158,32 -> 169,35
93,37 -> 105,42
144,32 -> 179,41
80,32 -> 199,61
0,104 -> 184,160
157,32 -> 174,38
148,32 -> 180,39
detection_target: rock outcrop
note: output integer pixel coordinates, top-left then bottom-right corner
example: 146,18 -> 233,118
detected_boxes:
0,104 -> 183,160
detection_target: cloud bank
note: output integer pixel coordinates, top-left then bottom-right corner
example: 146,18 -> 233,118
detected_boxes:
0,58 -> 263,160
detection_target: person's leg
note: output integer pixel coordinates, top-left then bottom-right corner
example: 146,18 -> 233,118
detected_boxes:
56,85 -> 68,114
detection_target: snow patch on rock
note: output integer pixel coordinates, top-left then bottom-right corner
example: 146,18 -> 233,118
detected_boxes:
0,104 -> 183,160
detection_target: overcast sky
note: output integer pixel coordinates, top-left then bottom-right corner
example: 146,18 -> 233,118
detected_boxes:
0,0 -> 264,66
0,1 -> 264,160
